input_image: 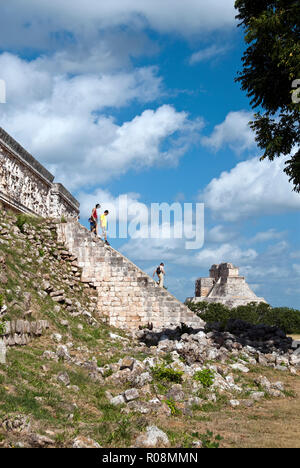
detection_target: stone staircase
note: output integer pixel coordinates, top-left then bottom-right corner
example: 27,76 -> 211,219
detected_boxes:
56,221 -> 204,330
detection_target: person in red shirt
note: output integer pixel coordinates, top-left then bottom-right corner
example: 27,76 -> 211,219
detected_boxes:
89,204 -> 100,236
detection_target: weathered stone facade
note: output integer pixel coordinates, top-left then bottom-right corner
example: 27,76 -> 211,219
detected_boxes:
187,263 -> 266,308
0,127 -> 79,218
57,221 -> 204,330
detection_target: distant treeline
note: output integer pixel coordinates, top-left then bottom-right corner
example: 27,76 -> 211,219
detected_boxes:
186,301 -> 300,335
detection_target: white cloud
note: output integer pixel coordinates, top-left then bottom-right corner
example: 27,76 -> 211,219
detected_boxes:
0,53 -> 202,190
249,283 -> 261,293
291,251 -> 300,259
189,44 -> 231,65
34,32 -> 158,75
0,53 -> 162,111
121,237 -> 182,263
264,241 -> 289,257
293,264 -> 300,276
190,243 -> 257,268
241,264 -> 290,280
206,225 -> 237,243
203,156 -> 300,221
121,237 -> 258,270
202,111 -> 255,154
0,0 -> 236,51
286,287 -> 300,297
249,229 -> 286,244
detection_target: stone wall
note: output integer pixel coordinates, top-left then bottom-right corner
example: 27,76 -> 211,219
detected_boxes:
0,320 -> 49,347
0,127 -> 79,218
210,263 -> 239,280
195,277 -> 214,298
49,184 -> 80,219
57,221 -> 204,331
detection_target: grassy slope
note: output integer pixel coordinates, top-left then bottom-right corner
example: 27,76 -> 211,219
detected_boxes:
0,213 -> 299,448
0,214 -> 149,447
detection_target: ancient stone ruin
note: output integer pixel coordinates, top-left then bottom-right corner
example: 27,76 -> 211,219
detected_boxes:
0,128 -> 203,331
187,263 -> 266,308
0,127 -> 79,219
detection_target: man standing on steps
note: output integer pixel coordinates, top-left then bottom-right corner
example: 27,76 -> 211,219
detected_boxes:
90,203 -> 100,236
153,263 -> 166,288
100,210 -> 110,245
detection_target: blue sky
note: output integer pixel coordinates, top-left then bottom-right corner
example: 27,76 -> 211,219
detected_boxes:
0,0 -> 299,307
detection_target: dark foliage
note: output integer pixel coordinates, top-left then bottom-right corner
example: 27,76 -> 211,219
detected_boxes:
187,300 -> 300,334
235,0 -> 300,191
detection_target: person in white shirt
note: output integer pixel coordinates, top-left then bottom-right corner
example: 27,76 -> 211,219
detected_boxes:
153,263 -> 165,288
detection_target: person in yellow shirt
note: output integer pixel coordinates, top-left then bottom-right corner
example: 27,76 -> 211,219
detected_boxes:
100,210 -> 110,245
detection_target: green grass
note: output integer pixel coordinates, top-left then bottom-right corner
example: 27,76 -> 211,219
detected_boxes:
165,398 -> 181,416
151,364 -> 184,383
0,214 -> 144,446
193,369 -> 215,388
200,402 -> 220,412
92,391 -> 137,446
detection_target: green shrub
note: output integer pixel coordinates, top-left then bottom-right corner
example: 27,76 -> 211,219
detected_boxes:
262,307 -> 300,334
15,214 -> 41,233
0,321 -> 6,336
192,430 -> 223,448
187,301 -> 300,334
186,301 -> 209,313
102,368 -> 113,378
165,398 -> 181,416
193,369 -> 215,388
151,365 -> 183,383
16,214 -> 28,233
0,294 -> 4,308
188,302 -> 231,330
162,353 -> 173,365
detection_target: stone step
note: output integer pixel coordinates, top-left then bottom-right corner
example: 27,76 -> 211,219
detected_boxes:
56,222 -> 205,330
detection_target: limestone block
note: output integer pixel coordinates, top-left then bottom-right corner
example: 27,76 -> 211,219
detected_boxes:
0,340 -> 6,364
